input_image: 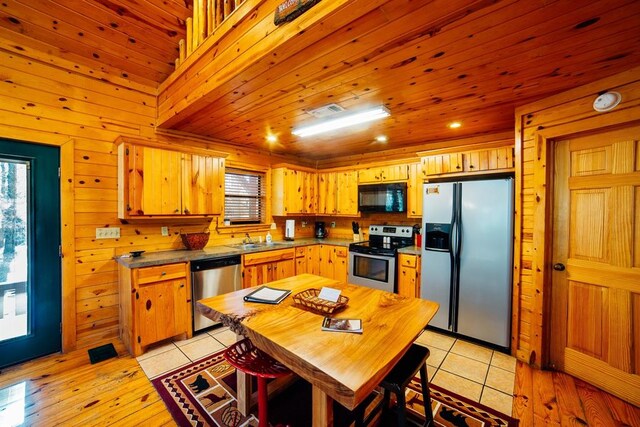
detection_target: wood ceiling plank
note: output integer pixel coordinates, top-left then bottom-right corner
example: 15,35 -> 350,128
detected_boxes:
93,0 -> 188,38
0,11 -> 167,82
21,0 -> 178,65
56,0 -> 185,51
0,2 -> 172,78
0,27 -> 159,89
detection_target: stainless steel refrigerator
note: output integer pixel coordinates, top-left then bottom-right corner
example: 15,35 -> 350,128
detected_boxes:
420,177 -> 513,349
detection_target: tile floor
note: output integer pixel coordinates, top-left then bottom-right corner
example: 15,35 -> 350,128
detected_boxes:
137,327 -> 516,416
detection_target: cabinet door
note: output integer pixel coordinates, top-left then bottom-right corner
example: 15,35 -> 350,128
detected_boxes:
307,245 -> 321,276
358,167 -> 382,183
243,264 -> 268,288
130,146 -> 182,215
464,147 -> 514,171
274,259 -> 295,281
136,278 -> 187,347
397,254 -> 419,298
422,153 -> 463,176
381,164 -> 408,181
317,172 -> 337,215
332,246 -> 348,283
407,163 -> 422,218
336,171 -> 358,215
182,155 -> 224,215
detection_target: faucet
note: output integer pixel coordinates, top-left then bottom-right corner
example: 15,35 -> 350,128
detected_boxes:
244,233 -> 254,244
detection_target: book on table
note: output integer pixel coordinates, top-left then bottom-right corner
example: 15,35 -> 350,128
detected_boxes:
243,286 -> 291,304
321,317 -> 363,334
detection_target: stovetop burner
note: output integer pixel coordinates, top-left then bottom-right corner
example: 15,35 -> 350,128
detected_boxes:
348,225 -> 414,256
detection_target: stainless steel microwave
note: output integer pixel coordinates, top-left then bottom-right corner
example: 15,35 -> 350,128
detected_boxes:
358,183 -> 407,213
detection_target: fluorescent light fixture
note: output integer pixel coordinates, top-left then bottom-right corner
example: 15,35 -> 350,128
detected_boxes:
448,121 -> 462,129
293,106 -> 390,137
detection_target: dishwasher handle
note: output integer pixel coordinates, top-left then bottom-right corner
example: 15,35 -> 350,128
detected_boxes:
191,255 -> 241,271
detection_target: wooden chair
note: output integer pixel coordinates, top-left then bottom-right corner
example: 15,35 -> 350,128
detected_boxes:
223,338 -> 290,427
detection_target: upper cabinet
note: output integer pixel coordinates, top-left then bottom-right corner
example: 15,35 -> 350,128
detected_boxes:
117,139 -> 226,219
407,163 -> 422,218
272,167 -> 317,216
358,164 -> 408,183
420,145 -> 514,179
317,171 -> 358,216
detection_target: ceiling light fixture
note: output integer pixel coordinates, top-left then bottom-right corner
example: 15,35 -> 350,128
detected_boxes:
375,135 -> 388,143
292,106 -> 390,138
448,121 -> 462,129
266,134 -> 278,143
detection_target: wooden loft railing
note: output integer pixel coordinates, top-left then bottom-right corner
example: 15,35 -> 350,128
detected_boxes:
175,0 -> 246,68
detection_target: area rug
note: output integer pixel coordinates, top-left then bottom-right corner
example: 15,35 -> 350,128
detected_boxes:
152,349 -> 518,427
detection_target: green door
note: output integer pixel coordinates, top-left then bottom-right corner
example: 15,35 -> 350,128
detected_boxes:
0,139 -> 61,368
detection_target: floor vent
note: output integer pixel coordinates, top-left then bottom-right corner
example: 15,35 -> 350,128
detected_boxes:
88,343 -> 118,364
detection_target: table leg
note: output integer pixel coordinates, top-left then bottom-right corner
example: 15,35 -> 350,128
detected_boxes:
312,386 -> 334,427
235,333 -> 252,416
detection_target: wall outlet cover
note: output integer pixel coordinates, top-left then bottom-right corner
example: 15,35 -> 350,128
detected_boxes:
330,221 -> 336,228
270,222 -> 277,229
161,226 -> 169,236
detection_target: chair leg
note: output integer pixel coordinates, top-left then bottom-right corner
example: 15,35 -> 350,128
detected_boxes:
381,389 -> 391,424
419,363 -> 434,426
257,377 -> 269,427
396,389 -> 407,427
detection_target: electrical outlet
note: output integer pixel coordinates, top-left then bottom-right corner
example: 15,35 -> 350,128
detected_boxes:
96,227 -> 120,239
301,221 -> 307,228
161,226 -> 169,236
270,222 -> 277,229
330,221 -> 336,228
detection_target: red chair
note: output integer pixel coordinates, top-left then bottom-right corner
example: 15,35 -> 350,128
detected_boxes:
224,338 -> 290,427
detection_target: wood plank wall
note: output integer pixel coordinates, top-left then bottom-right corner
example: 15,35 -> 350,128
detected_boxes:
513,66 -> 640,368
0,39 -> 307,352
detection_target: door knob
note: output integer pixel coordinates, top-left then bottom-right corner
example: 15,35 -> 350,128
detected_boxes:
553,263 -> 565,271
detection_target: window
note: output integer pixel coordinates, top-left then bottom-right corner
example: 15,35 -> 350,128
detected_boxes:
224,168 -> 266,224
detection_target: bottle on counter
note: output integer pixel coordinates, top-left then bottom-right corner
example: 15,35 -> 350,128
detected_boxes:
266,231 -> 272,244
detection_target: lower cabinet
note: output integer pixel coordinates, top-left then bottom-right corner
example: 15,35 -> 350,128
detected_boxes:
118,262 -> 192,357
397,253 -> 420,298
242,248 -> 295,288
318,244 -> 348,283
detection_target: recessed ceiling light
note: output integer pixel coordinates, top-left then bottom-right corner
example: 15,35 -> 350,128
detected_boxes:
375,135 -> 388,143
448,121 -> 462,129
266,134 -> 278,143
292,106 -> 390,138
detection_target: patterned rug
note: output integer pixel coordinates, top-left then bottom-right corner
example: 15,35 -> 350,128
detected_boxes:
152,349 -> 518,427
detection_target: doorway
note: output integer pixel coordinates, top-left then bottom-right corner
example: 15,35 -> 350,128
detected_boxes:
0,139 -> 61,368
549,126 -> 640,406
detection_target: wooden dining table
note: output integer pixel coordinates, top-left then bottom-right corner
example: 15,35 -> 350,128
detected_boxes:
197,273 -> 439,427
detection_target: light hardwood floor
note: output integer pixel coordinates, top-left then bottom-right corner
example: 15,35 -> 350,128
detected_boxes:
1,341 -> 638,426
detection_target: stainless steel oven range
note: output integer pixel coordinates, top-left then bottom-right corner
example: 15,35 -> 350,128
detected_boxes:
348,225 -> 414,293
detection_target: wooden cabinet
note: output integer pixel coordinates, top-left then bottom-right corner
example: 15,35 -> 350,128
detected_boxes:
317,170 -> 358,216
295,246 -> 309,274
420,145 -> 514,178
407,163 -> 423,218
358,164 -> 408,183
397,253 -> 420,298
318,244 -> 348,283
117,141 -> 225,219
242,248 -> 295,288
271,167 -> 317,215
118,262 -> 192,357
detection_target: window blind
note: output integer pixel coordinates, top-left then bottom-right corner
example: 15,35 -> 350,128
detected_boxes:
224,169 -> 266,224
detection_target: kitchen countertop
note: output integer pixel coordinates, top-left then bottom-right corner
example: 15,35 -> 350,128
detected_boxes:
115,237 -> 353,268
398,246 -> 422,256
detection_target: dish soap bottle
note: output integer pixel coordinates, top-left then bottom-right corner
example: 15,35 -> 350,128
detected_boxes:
266,231 -> 272,244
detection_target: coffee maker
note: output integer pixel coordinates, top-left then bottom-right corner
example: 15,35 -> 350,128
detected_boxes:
315,221 -> 328,239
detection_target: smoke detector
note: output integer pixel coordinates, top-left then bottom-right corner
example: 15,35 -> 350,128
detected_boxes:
593,91 -> 622,112
306,103 -> 345,118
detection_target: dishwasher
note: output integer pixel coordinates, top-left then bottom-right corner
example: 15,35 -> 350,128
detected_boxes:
191,255 -> 242,332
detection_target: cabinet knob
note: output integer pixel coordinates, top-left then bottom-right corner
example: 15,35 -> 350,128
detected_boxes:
174,208 -> 180,213
184,208 -> 190,214
161,271 -> 166,276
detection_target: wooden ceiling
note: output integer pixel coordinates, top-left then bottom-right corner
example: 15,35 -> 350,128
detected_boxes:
0,0 -> 191,86
2,0 -> 640,160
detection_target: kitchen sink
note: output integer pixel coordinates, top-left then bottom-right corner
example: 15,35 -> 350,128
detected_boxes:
225,242 -> 288,250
